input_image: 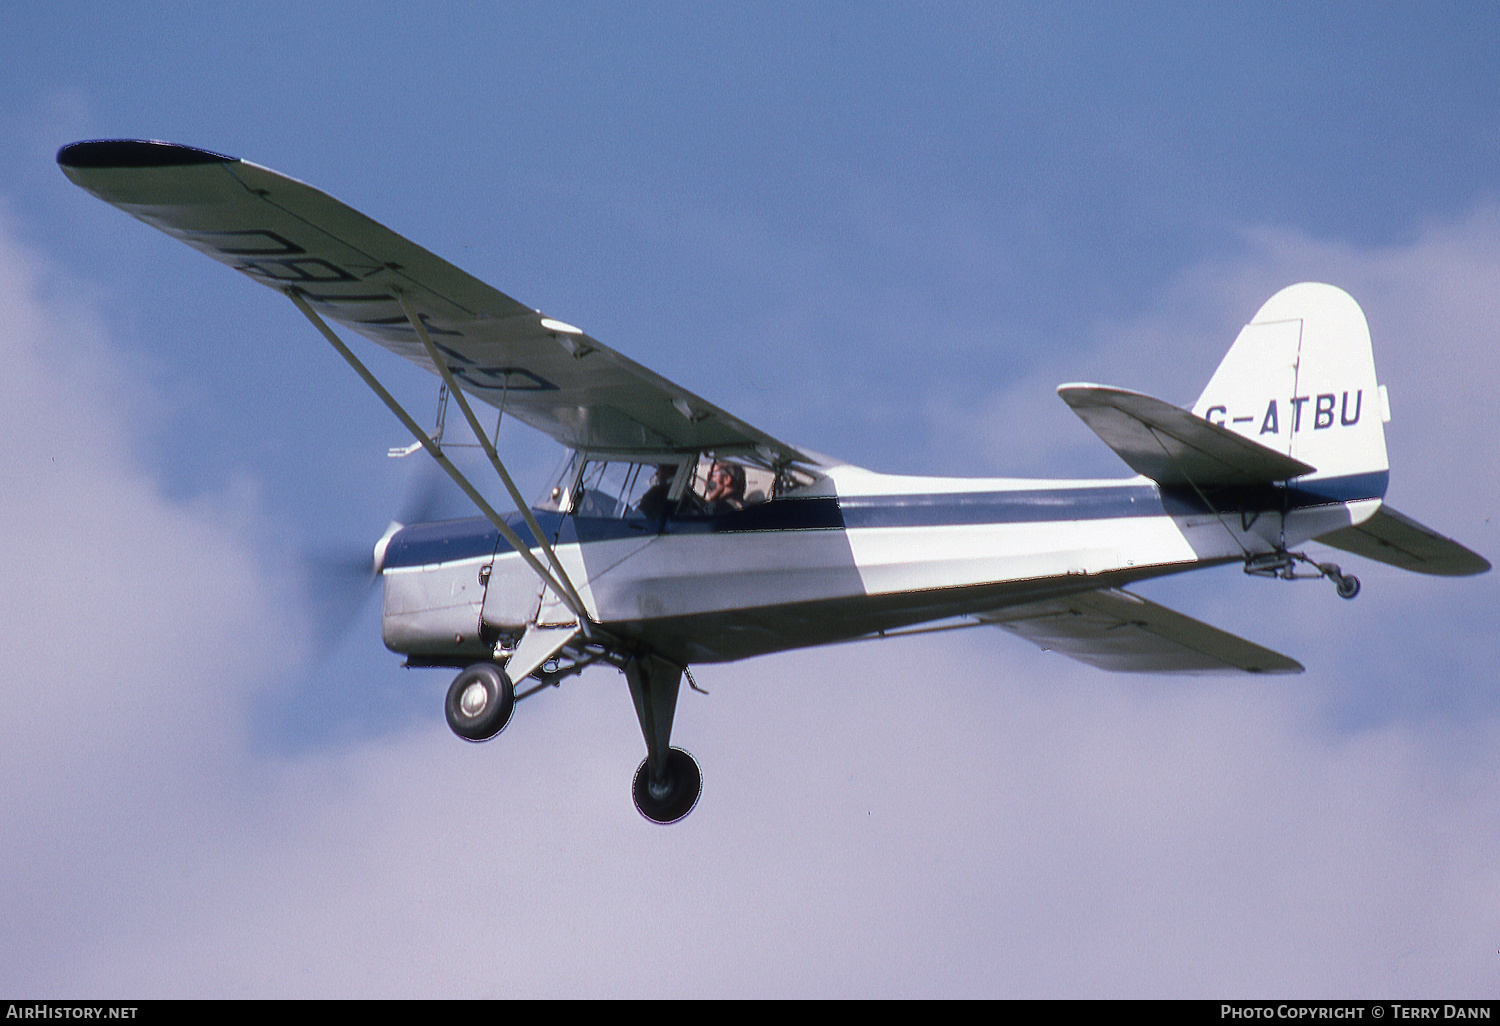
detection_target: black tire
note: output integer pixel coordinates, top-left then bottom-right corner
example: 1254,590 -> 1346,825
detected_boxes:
445,663 -> 515,742
632,747 -> 702,825
1336,574 -> 1361,600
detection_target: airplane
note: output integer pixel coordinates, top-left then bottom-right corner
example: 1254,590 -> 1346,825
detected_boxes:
58,139 -> 1490,824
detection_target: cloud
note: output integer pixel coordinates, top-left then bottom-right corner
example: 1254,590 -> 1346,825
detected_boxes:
22,637 -> 1500,998
1,206 -> 1497,997
0,216 -> 304,988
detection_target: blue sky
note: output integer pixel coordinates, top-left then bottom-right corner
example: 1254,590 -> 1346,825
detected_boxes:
2,2 -> 1498,997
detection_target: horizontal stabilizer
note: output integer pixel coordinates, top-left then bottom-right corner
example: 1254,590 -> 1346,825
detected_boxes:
1059,384 -> 1315,487
975,587 -> 1303,674
1316,506 -> 1490,576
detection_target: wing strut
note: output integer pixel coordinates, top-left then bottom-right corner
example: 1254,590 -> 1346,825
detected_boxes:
285,288 -> 588,624
391,289 -> 589,619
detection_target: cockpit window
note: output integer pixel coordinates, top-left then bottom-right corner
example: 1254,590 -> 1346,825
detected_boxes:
541,452 -> 817,519
682,456 -> 816,514
569,460 -> 685,519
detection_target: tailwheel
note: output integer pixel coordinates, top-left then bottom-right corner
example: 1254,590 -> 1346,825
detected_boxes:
632,747 -> 702,825
445,662 -> 515,742
1316,561 -> 1361,600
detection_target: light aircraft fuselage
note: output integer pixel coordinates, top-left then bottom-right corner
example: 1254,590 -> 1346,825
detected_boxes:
380,461 -> 1387,670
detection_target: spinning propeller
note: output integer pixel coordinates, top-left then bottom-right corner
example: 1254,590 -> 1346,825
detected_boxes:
302,458 -> 452,654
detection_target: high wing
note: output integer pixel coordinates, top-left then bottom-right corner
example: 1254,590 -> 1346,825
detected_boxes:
1058,384 -> 1316,486
1316,506 -> 1491,576
58,139 -> 809,462
975,587 -> 1304,674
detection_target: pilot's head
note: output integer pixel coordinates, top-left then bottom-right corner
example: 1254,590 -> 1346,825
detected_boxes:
709,461 -> 745,499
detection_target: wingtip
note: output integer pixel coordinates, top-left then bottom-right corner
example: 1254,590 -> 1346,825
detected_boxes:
1055,383 -> 1145,403
57,139 -> 237,169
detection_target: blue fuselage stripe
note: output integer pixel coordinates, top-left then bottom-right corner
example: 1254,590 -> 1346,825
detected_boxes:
380,472 -> 1389,569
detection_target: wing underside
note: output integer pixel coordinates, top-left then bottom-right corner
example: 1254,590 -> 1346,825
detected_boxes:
975,587 -> 1304,674
58,139 -> 807,462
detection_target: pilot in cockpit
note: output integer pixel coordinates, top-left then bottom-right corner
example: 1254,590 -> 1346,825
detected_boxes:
634,464 -> 679,519
703,461 -> 746,514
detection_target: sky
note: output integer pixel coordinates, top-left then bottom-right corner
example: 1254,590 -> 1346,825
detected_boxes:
2,1 -> 1498,998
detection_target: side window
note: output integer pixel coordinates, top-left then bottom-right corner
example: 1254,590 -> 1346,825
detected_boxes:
771,465 -> 816,499
574,461 -> 639,518
684,456 -> 805,514
571,461 -> 684,519
553,455 -> 817,520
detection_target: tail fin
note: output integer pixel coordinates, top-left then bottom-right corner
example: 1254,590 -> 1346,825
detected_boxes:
1192,283 -> 1389,494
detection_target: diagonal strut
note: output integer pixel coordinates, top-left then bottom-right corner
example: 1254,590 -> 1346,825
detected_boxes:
391,290 -> 589,620
285,288 -> 586,623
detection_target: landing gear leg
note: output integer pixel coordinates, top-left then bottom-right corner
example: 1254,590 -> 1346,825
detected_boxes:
624,655 -> 702,824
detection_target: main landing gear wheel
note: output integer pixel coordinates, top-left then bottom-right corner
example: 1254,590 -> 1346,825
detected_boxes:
445,663 -> 515,742
632,747 -> 702,825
